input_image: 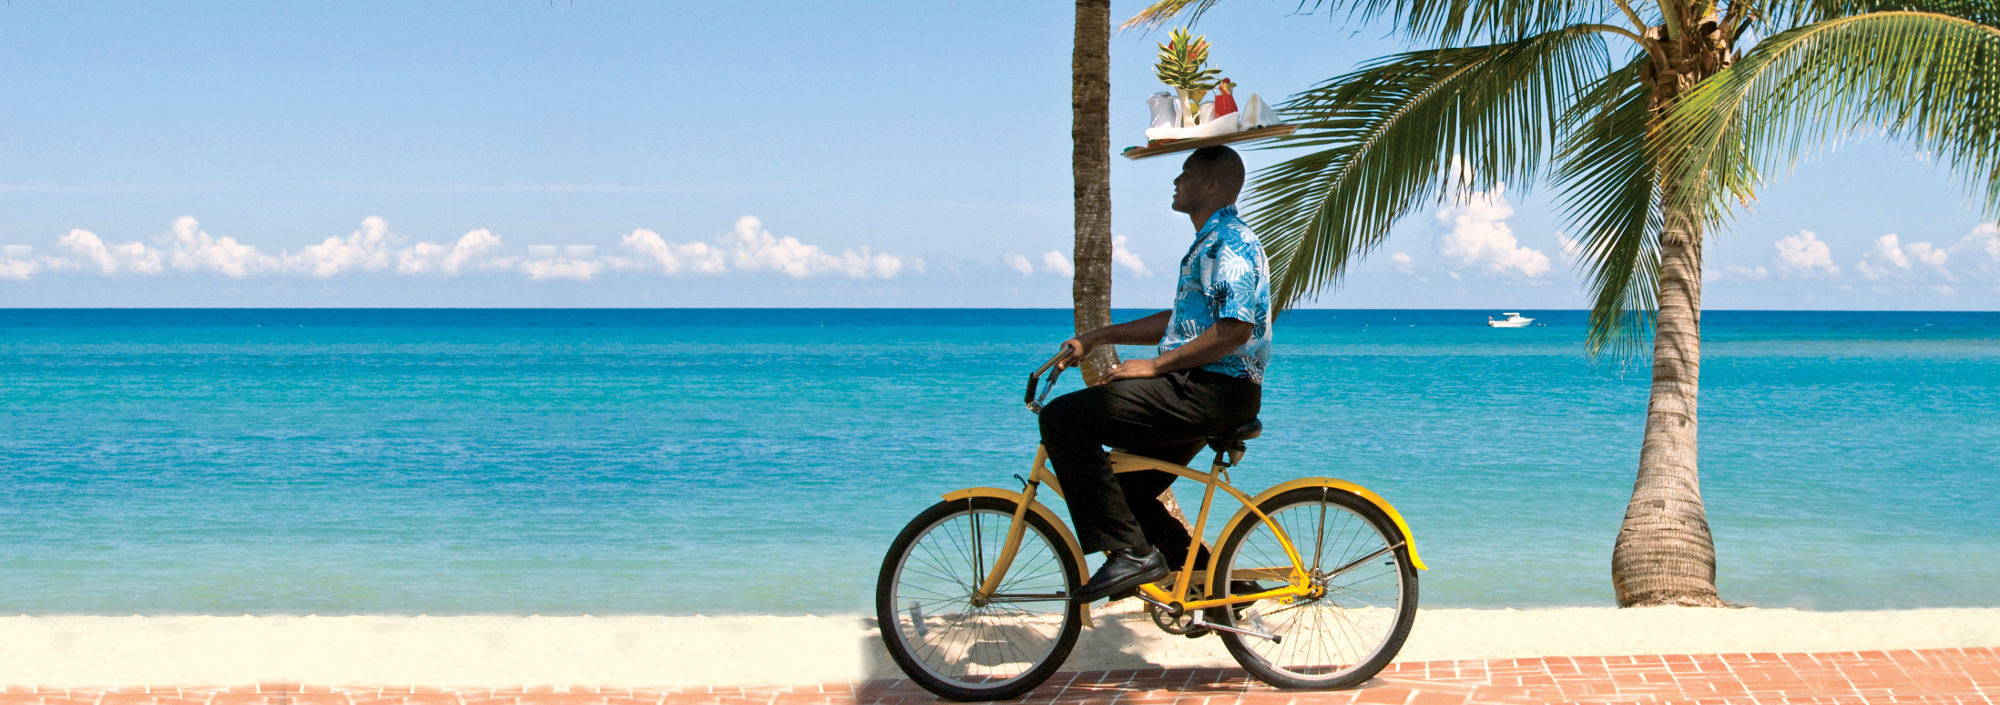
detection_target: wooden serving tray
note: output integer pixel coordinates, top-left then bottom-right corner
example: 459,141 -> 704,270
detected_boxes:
1120,124 -> 1298,160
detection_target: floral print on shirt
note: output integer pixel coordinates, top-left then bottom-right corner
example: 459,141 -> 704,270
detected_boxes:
1158,205 -> 1272,383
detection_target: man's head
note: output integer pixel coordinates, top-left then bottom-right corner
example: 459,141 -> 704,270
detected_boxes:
1171,146 -> 1245,215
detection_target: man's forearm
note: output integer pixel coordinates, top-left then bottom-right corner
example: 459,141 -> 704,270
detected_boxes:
1083,311 -> 1171,347
1149,319 -> 1252,373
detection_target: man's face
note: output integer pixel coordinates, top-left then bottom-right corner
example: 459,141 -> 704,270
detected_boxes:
1171,163 -> 1211,214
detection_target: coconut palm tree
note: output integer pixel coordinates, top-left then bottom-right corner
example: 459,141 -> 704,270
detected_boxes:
1073,0 -> 1121,383
1125,0 -> 2000,606
1659,0 -> 2000,243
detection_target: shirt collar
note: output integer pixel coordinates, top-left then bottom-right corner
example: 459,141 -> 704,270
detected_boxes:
1201,205 -> 1240,235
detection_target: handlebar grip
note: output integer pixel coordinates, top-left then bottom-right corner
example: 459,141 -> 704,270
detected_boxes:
1024,348 -> 1073,413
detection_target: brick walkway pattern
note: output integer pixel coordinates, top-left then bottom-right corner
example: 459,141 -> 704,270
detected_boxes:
2,647 -> 1993,705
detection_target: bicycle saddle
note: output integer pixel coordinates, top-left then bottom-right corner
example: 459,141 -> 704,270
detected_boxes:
1207,418 -> 1262,453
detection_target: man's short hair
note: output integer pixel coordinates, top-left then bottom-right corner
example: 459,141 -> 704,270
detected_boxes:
1184,146 -> 1246,194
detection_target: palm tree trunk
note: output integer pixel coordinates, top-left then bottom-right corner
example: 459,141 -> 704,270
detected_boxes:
1611,196 -> 1727,607
1612,12 -> 1732,608
1071,1 -> 1198,543
1071,0 -> 1119,385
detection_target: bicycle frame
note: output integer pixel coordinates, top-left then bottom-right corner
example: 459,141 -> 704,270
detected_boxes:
964,445 -> 1313,614
958,349 -> 1426,621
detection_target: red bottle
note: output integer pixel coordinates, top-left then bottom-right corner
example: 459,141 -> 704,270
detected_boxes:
1212,79 -> 1239,118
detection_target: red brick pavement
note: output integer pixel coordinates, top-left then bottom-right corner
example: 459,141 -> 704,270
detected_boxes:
1,647 -> 1992,705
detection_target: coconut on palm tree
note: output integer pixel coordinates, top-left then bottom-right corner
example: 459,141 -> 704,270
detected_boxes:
1124,0 -> 2000,606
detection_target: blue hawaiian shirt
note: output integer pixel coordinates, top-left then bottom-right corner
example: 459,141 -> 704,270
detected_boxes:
1159,205 -> 1273,383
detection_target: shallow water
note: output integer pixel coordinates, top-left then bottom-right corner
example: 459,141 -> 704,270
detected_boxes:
0,308 -> 1994,614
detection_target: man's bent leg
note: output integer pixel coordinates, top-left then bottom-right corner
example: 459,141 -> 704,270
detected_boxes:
1116,439 -> 1210,570
1038,384 -> 1150,554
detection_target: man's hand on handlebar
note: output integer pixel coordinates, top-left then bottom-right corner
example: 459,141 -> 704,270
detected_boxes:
1057,336 -> 1093,368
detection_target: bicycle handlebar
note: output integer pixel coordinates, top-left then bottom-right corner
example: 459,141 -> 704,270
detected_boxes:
1024,348 -> 1073,414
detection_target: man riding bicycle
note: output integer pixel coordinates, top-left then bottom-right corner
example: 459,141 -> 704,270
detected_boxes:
1043,145 -> 1272,604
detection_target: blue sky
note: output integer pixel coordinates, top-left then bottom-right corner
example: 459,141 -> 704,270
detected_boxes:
1,0 -> 1994,309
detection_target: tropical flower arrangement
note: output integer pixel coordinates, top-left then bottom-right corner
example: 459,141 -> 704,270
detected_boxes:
1135,28 -> 1282,149
1155,28 -> 1221,126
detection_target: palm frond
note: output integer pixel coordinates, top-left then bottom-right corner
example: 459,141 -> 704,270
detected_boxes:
1660,10 -> 2000,225
1765,0 -> 2000,30
1321,0 -> 1613,46
1123,0 -> 1226,31
1552,55 -> 1661,361
1122,0 -> 1612,46
1247,26 -> 1611,311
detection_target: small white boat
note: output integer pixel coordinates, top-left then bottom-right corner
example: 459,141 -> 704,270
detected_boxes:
1487,312 -> 1534,328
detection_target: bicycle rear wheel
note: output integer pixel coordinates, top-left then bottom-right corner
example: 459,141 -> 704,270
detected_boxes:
876,496 -> 1083,701
1210,486 -> 1418,689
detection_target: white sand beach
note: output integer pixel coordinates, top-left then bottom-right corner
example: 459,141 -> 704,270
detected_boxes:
2,604 -> 1997,687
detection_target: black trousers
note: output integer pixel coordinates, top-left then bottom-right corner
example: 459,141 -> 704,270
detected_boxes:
1037,368 -> 1261,568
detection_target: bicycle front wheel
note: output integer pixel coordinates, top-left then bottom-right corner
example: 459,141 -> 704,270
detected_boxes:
876,496 -> 1083,701
1211,486 -> 1419,689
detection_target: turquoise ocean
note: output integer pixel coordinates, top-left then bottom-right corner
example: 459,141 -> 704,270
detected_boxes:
1,308 -> 1994,616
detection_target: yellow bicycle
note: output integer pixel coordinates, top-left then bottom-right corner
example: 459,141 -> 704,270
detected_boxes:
876,351 -> 1427,700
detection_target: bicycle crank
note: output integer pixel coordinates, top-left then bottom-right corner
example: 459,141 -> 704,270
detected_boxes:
1185,612 -> 1281,643
1136,591 -> 1281,643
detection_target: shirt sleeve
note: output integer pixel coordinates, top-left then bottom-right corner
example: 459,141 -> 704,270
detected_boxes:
1210,238 -> 1263,324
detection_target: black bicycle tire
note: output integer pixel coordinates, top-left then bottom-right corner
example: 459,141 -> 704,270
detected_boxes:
1211,486 -> 1419,690
875,496 -> 1084,701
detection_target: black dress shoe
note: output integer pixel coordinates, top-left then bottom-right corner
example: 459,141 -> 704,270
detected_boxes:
1071,545 -> 1169,603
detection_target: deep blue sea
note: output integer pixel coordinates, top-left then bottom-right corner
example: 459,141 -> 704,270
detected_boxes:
1,309 -> 1995,615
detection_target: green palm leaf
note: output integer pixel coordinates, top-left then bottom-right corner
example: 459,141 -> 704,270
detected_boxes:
1767,0 -> 2000,30
1551,55 -> 1661,360
1124,0 -> 1226,30
1248,26 -> 1610,310
1125,0 -> 1613,47
1660,10 -> 2000,225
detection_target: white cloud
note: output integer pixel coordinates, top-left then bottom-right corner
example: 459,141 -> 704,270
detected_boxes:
721,216 -> 910,279
615,217 -> 912,279
1042,251 -> 1074,278
1003,253 -> 1035,277
54,228 -> 165,275
620,228 -> 728,275
1556,233 -> 1584,260
1860,233 -> 1950,280
160,216 -> 282,277
1946,223 -> 2000,269
519,256 -> 605,281
1723,265 -> 1770,280
1003,248 -> 1108,278
396,228 -> 504,275
1112,236 -> 1151,278
1435,182 -> 1550,278
1775,230 -> 1839,276
288,216 -> 397,277
0,252 -> 39,280
1391,252 -> 1415,274
6,214 -> 916,283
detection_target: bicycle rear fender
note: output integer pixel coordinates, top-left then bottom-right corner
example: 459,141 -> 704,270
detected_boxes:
1210,478 -> 1427,596
939,486 -> 1097,627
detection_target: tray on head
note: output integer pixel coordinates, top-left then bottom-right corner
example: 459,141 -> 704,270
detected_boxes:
1121,124 -> 1298,160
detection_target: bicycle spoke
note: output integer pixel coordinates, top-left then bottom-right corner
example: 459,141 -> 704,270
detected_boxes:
886,505 -> 1076,691
1220,493 -> 1409,685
